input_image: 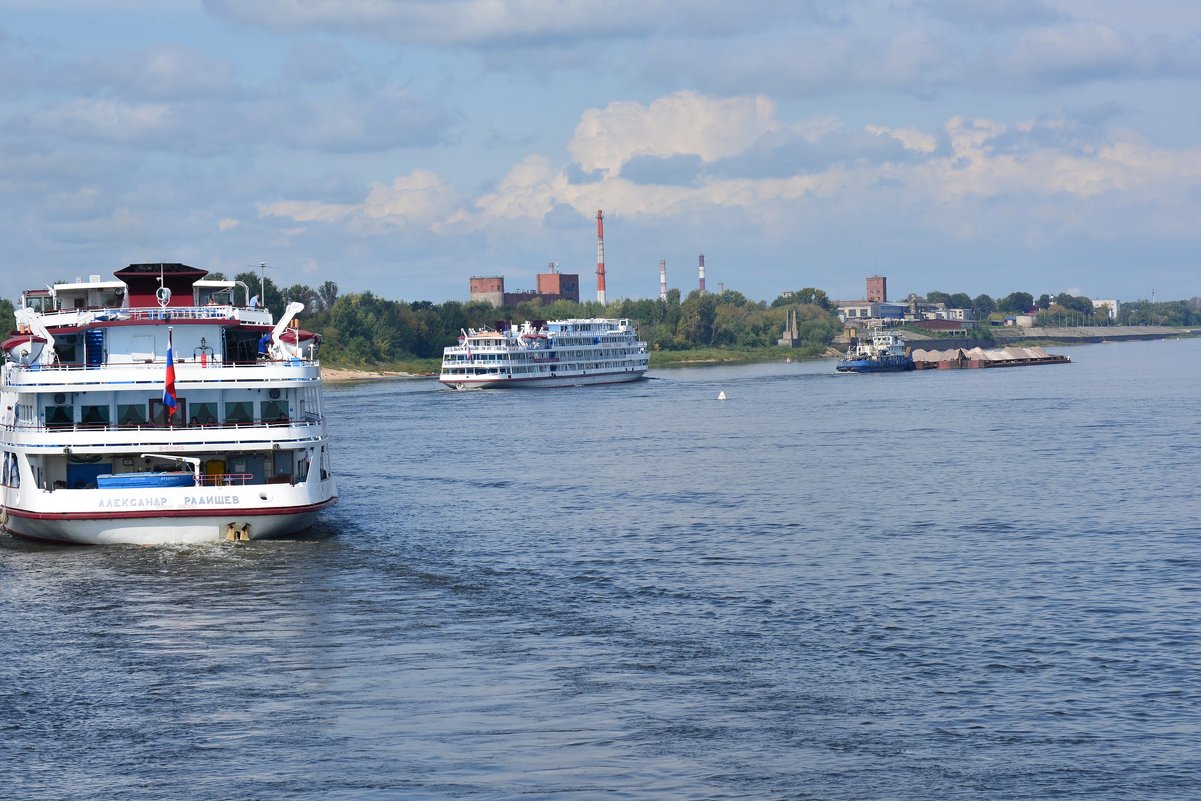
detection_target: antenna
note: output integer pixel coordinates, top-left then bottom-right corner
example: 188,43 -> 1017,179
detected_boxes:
251,261 -> 276,308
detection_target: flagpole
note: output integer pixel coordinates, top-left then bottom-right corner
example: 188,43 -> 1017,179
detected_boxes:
163,326 -> 177,422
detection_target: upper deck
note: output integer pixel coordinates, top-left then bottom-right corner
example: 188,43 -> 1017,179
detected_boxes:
7,263 -> 321,380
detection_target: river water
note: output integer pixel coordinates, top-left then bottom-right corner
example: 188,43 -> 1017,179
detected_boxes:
2,338 -> 1199,800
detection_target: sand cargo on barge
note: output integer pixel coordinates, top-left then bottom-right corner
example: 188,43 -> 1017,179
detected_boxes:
911,345 -> 1070,370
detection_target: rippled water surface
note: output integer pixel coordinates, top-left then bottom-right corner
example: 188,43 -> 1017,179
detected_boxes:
3,338 -> 1200,800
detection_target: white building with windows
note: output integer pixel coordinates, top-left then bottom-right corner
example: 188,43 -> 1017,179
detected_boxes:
1092,299 -> 1120,320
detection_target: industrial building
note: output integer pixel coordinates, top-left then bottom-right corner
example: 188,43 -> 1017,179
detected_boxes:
469,265 -> 580,307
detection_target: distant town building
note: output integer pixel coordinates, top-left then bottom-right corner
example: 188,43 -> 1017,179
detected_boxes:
835,277 -> 978,327
1092,299 -> 1120,320
837,301 -> 906,321
912,319 -> 969,336
469,276 -> 505,306
866,275 -> 887,303
536,268 -> 579,302
469,266 -> 581,307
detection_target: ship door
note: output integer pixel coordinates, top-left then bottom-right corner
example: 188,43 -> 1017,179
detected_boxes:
203,459 -> 226,486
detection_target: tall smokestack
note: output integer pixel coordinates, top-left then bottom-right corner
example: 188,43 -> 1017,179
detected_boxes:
698,253 -> 706,294
596,209 -> 607,305
659,259 -> 667,300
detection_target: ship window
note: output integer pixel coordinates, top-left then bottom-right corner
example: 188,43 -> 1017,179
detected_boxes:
225,401 -> 253,424
150,398 -> 186,426
261,399 -> 288,423
191,402 -> 218,426
272,449 -> 292,478
81,405 -> 110,427
117,404 -> 146,426
46,404 -> 73,428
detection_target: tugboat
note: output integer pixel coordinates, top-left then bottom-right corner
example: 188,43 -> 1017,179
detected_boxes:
836,329 -> 916,373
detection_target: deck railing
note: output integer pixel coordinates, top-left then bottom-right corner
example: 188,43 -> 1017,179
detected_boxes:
7,356 -> 319,372
197,473 -> 254,487
3,415 -> 323,435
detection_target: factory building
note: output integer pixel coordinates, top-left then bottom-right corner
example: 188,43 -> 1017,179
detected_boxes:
469,266 -> 580,307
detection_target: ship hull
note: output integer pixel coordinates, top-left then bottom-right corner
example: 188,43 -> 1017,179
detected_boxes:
440,368 -> 647,390
2,492 -> 336,545
836,357 -> 916,373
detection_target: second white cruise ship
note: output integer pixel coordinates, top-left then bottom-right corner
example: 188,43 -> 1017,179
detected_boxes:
439,318 -> 649,390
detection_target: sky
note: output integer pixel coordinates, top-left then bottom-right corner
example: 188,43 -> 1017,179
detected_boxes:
2,0 -> 1200,306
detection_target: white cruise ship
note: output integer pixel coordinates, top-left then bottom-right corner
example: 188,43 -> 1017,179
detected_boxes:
439,318 -> 649,390
0,263 -> 337,545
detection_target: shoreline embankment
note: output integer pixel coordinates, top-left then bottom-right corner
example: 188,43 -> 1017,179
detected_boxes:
323,325 -> 1199,381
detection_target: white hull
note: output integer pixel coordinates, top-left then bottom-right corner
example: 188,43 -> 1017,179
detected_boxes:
440,368 -> 646,390
1,480 -> 337,545
4,509 -> 321,545
439,317 -> 649,390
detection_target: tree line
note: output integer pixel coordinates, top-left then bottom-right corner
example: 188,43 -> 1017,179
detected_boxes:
4,273 -> 1199,367
208,271 -> 843,364
922,289 -> 1201,327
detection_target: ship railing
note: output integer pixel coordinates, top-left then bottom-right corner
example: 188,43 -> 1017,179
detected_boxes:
33,305 -> 275,325
4,417 -> 323,435
196,473 -> 254,487
6,355 -> 320,373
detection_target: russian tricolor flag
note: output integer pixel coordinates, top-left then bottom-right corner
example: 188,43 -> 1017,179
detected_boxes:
163,328 -> 177,419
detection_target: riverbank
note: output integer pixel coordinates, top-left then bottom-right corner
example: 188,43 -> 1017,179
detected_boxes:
321,367 -> 423,382
318,326 -> 1198,381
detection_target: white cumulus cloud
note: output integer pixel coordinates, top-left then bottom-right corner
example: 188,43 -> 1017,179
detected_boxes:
569,90 -> 778,176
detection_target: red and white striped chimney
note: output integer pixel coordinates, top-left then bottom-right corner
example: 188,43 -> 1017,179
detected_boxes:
596,209 -> 607,305
698,253 -> 706,294
659,259 -> 667,300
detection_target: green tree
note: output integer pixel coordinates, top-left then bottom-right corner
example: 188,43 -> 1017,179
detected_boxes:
283,283 -> 321,311
972,294 -> 996,318
679,290 -> 718,346
318,280 -> 339,310
947,292 -> 972,310
235,270 -> 281,309
772,287 -> 831,309
998,292 -> 1034,313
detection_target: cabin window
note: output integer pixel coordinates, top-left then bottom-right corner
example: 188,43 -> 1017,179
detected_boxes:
190,402 -> 218,426
150,398 -> 186,426
81,405 -> 110,427
272,449 -> 292,478
225,401 -> 253,424
46,405 -> 73,428
261,399 -> 288,423
117,404 -> 147,426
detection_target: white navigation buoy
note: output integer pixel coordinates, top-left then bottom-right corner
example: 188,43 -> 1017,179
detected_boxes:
717,390 -> 727,400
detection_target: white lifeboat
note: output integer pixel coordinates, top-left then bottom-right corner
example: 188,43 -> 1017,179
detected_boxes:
2,333 -> 47,366
278,328 -> 321,359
